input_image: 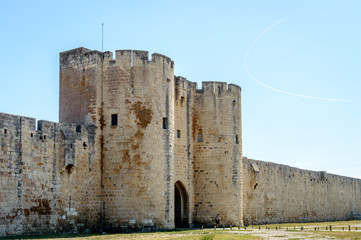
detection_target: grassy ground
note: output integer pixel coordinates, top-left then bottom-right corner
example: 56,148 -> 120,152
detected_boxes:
1,230 -> 260,240
3,220 -> 361,240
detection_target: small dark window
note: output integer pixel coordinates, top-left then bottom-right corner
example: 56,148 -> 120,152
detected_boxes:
197,132 -> 203,143
180,96 -> 185,107
177,130 -> 181,138
83,142 -> 87,149
111,114 -> 118,126
163,117 -> 168,129
30,133 -> 33,137
236,135 -> 239,144
43,135 -> 46,140
76,125 -> 82,132
4,129 -> 7,134
66,164 -> 74,174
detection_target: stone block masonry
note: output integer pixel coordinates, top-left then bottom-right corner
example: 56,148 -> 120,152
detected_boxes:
0,113 -> 101,236
58,48 -> 242,231
242,157 -> 361,225
0,47 -> 360,236
192,82 -> 242,226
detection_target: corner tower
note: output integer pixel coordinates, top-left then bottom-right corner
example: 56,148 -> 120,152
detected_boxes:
59,48 -> 176,230
191,82 -> 242,226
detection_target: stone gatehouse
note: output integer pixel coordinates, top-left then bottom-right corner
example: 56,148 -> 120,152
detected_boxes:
0,47 -> 360,236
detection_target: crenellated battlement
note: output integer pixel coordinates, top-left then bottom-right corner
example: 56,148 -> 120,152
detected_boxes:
228,84 -> 242,92
174,77 -> 241,96
112,49 -> 174,69
0,113 -> 36,133
60,47 -> 174,71
60,47 -> 103,68
175,76 -> 197,89
187,81 -> 242,95
37,120 -> 55,133
201,81 -> 215,93
0,112 -> 95,143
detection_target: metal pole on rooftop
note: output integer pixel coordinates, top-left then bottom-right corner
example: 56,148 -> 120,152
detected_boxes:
102,23 -> 104,52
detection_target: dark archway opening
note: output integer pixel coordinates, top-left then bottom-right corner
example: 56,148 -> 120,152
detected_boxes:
174,181 -> 188,228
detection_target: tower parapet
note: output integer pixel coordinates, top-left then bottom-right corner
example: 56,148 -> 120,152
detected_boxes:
60,47 -> 103,68
196,81 -> 242,94
107,50 -> 174,77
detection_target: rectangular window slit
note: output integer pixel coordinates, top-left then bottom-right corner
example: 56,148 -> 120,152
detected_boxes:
4,129 -> 7,134
111,114 -> 118,126
197,133 -> 203,143
177,130 -> 181,138
163,117 -> 168,129
30,133 -> 33,137
236,135 -> 239,144
180,96 -> 185,107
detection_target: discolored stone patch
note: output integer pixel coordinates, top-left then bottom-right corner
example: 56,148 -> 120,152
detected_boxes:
130,101 -> 152,129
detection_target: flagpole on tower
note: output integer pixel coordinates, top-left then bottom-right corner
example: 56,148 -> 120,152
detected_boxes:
102,23 -> 104,52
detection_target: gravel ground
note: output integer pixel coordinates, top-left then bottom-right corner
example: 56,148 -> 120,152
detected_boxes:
226,229 -> 336,240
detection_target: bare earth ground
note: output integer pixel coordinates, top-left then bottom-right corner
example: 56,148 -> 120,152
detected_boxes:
3,220 -> 361,240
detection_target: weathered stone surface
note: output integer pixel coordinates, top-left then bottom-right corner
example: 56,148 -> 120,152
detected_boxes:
0,113 -> 100,236
242,157 -> 361,225
1,47 -> 360,237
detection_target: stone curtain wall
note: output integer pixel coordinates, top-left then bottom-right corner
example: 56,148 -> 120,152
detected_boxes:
242,157 -> 361,225
3,46 -> 361,236
0,113 -> 100,237
192,82 -> 242,226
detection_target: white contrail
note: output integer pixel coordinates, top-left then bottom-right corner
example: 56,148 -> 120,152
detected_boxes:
244,16 -> 352,102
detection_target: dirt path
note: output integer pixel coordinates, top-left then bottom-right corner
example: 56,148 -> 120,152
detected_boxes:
214,228 -> 338,240
235,230 -> 335,239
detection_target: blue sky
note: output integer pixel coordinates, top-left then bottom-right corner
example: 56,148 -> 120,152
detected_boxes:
0,1 -> 360,178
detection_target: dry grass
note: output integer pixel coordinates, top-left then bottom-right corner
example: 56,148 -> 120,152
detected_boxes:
4,220 -> 361,240
1,230 -> 260,240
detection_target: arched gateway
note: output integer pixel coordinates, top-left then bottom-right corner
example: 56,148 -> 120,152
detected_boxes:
174,181 -> 189,227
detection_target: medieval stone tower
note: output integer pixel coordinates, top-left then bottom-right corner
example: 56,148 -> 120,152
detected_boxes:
3,47 -> 359,237
59,47 -> 242,231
